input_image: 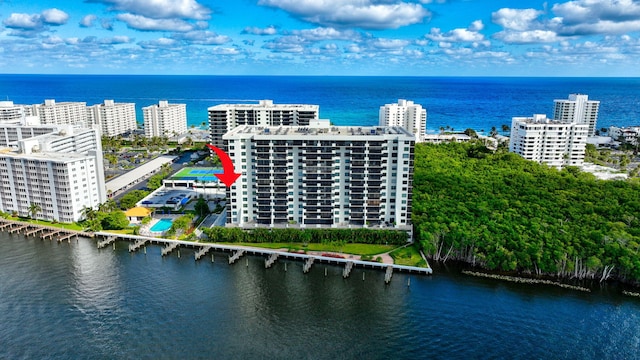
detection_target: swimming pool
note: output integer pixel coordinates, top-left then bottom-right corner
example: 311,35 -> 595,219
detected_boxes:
150,218 -> 173,232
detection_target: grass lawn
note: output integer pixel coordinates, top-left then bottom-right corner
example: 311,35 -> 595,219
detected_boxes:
8,217 -> 85,231
102,228 -> 137,235
216,242 -> 397,256
390,245 -> 428,268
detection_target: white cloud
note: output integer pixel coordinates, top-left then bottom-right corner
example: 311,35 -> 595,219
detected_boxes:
2,9 -> 69,37
242,26 -> 278,35
172,31 -> 231,45
492,8 -> 543,31
494,30 -> 559,44
41,8 -> 69,25
3,13 -> 42,30
258,0 -> 430,30
212,47 -> 241,55
426,21 -> 486,42
117,13 -> 203,32
90,0 -> 211,20
80,14 -> 98,27
139,37 -> 179,49
289,27 -> 359,41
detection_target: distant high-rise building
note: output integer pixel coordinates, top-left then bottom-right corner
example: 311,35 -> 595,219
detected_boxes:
553,94 -> 599,137
224,124 -> 414,229
379,99 -> 427,142
0,101 -> 26,124
509,114 -> 589,169
30,99 -> 89,128
0,124 -> 106,222
207,100 -> 319,148
88,99 -> 137,137
143,100 -> 187,138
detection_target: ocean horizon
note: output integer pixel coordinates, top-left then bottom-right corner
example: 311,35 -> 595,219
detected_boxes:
1,74 -> 639,135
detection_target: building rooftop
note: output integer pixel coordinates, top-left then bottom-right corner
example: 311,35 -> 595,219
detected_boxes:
208,100 -> 319,111
225,125 -> 414,139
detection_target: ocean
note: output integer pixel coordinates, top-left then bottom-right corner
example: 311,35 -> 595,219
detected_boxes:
1,75 -> 639,133
1,75 -> 640,359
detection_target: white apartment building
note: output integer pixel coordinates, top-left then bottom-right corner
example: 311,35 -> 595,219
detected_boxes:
208,100 -> 319,148
379,99 -> 426,142
0,101 -> 26,124
0,124 -> 106,222
88,99 -> 137,137
224,124 -> 414,229
29,99 -> 89,128
553,94 -> 600,137
608,126 -> 640,145
143,100 -> 187,138
509,114 -> 589,169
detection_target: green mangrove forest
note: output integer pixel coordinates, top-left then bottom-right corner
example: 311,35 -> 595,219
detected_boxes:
412,142 -> 640,284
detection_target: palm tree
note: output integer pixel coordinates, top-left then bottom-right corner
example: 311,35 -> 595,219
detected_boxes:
489,126 -> 498,137
501,124 -> 510,134
81,206 -> 97,221
27,203 -> 41,219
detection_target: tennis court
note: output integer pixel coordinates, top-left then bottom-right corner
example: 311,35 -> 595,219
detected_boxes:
171,167 -> 223,182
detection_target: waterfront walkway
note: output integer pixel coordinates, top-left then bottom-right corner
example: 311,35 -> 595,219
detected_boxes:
94,231 -> 432,276
0,218 -> 93,242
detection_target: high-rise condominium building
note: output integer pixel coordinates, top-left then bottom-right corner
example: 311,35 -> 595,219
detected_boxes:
208,100 -> 319,148
553,94 -> 599,137
88,99 -> 137,137
0,124 -> 106,222
509,114 -> 589,169
143,100 -> 187,138
0,101 -> 26,124
379,99 -> 427,142
29,99 -> 89,128
224,124 -> 414,229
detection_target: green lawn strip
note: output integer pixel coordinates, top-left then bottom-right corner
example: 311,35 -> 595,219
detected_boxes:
102,228 -> 136,235
216,242 -> 396,256
389,245 -> 428,268
6,217 -> 85,231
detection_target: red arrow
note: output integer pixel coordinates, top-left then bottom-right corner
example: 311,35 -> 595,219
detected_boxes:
206,144 -> 241,188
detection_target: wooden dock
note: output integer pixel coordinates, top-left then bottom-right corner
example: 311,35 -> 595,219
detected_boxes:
129,239 -> 148,252
303,257 -> 315,273
194,246 -> 211,261
97,236 -> 117,249
228,249 -> 245,264
265,253 -> 278,268
343,261 -> 354,278
92,232 -> 433,279
385,266 -> 393,284
161,242 -> 180,256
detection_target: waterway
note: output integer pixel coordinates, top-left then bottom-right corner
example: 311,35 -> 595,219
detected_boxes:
1,233 -> 639,359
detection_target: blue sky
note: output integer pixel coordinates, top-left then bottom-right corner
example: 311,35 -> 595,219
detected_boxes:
1,0 -> 640,76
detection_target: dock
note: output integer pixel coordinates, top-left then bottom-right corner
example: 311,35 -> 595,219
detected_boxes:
265,253 -> 278,268
303,257 -> 315,273
57,233 -> 76,243
228,249 -> 245,264
97,236 -> 117,249
129,239 -> 148,252
385,266 -> 393,284
9,224 -> 29,234
161,242 -> 180,256
92,232 -> 433,279
194,246 -> 211,261
343,261 -> 354,278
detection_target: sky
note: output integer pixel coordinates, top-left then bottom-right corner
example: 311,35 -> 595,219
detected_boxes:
1,0 -> 640,76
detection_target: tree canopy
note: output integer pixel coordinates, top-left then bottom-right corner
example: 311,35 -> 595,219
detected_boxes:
412,142 -> 640,283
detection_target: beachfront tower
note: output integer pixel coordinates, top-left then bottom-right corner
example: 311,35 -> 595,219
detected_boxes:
509,114 -> 589,169
553,94 -> 600,137
207,100 -> 319,148
88,99 -> 137,137
224,124 -> 414,230
379,99 -> 426,142
29,99 -> 90,128
143,100 -> 187,138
